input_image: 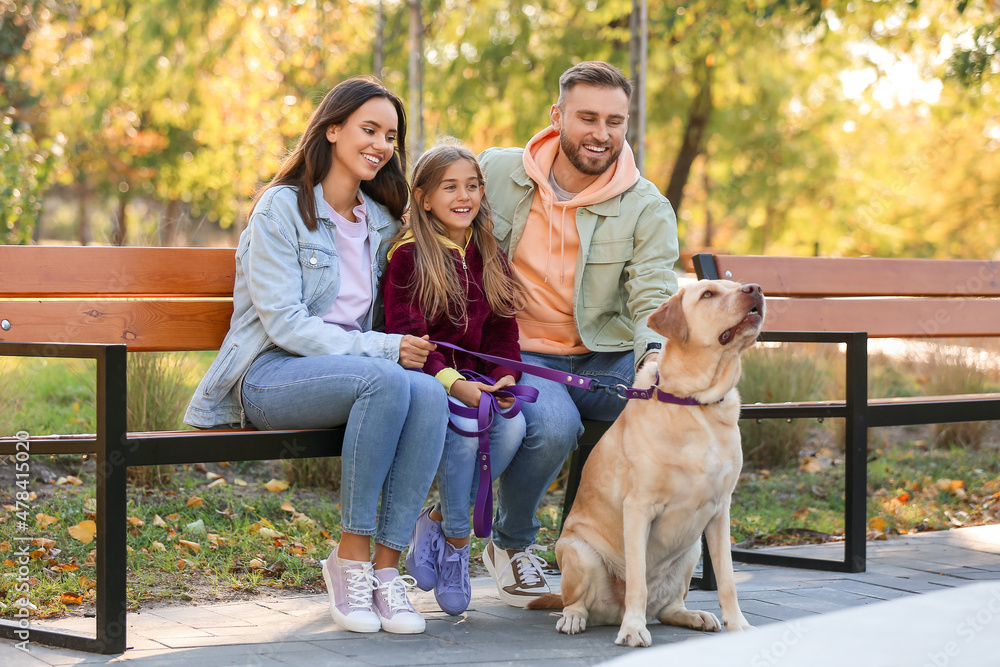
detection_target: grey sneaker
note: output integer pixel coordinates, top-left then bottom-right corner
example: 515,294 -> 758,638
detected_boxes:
483,541 -> 551,608
372,568 -> 425,634
321,550 -> 380,633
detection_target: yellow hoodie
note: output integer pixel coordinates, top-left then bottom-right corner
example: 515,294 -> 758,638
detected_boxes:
513,126 -> 640,355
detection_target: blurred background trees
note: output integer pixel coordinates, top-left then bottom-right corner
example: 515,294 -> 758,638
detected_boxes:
1,0 -> 997,258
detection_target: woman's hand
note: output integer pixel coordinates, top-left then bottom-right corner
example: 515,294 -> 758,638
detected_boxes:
398,335 -> 435,369
484,375 -> 517,409
450,379 -> 490,408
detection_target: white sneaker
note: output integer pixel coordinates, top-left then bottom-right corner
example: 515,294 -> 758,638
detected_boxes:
483,541 -> 551,608
372,568 -> 425,634
321,550 -> 380,633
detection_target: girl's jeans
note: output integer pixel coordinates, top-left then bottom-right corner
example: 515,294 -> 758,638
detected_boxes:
492,350 -> 634,550
241,349 -> 448,551
437,394 -> 526,539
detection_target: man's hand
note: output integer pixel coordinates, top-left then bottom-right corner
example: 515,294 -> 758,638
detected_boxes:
398,335 -> 435,369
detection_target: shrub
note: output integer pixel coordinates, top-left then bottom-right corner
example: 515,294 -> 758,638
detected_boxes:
281,458 -> 341,490
916,342 -> 1000,449
127,352 -> 192,485
737,344 -> 833,468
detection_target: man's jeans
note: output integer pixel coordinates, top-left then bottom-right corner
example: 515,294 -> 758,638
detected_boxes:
241,349 -> 448,551
492,350 -> 635,550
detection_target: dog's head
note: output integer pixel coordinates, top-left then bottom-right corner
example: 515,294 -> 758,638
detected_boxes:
648,279 -> 765,351
645,280 -> 765,401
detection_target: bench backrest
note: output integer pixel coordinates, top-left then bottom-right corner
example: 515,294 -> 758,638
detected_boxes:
692,254 -> 1000,337
0,246 -> 236,351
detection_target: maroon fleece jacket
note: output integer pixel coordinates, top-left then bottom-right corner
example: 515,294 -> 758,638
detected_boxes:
383,241 -> 521,383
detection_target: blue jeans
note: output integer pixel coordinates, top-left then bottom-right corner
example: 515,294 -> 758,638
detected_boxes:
492,350 -> 634,550
437,395 -> 525,539
241,349 -> 448,551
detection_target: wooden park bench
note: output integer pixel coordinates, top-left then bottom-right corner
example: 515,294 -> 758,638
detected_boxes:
687,253 -> 1000,588
0,244 -> 612,653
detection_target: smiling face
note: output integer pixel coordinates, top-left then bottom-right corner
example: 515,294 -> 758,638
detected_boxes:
326,96 -> 398,186
422,158 -> 483,246
551,82 -> 629,187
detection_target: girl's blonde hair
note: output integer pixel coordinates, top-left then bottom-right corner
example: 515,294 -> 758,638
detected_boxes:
398,142 -> 522,328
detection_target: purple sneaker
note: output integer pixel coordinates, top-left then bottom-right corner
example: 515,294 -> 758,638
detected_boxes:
372,568 -> 425,634
404,505 -> 443,591
434,541 -> 471,616
320,549 -> 380,633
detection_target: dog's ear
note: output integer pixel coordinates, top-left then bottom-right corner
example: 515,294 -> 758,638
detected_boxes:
647,289 -> 688,344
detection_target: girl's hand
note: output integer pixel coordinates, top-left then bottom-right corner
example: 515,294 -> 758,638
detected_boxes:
398,335 -> 435,369
450,379 -> 491,408
484,375 -> 517,409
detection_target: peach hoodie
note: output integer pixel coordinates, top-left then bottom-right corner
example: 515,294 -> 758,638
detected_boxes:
513,127 -> 640,354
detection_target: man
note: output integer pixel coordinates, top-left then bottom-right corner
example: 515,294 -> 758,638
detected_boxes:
479,61 -> 680,606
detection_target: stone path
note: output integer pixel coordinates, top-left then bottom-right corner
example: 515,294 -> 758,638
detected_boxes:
4,525 -> 999,666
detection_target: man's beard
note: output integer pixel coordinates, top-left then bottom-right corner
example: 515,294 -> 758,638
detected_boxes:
559,134 -> 622,177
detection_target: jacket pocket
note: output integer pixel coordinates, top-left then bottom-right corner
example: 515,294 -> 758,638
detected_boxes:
582,239 -> 633,308
587,238 -> 633,264
298,244 -> 334,302
492,212 -> 513,248
201,343 -> 240,400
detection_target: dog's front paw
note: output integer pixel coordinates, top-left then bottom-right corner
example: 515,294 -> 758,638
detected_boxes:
615,619 -> 652,647
722,613 -> 753,632
556,610 -> 587,635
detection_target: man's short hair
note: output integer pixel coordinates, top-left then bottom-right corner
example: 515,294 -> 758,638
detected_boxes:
557,61 -> 632,107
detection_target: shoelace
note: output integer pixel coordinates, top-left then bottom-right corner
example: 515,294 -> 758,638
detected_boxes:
437,547 -> 470,594
376,574 -> 418,613
414,524 -> 444,568
344,563 -> 379,610
500,544 -> 548,587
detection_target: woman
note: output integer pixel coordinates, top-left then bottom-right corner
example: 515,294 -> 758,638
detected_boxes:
184,76 -> 447,635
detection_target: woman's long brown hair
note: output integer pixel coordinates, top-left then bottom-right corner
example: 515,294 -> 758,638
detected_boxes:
397,143 -> 522,328
250,76 -> 408,230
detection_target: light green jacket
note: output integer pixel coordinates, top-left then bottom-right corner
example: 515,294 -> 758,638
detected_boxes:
479,147 -> 680,369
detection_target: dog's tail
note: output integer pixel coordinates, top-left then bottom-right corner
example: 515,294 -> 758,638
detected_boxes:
526,593 -> 564,610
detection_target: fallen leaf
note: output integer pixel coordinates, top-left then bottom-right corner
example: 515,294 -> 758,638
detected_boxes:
206,472 -> 223,480
206,478 -> 227,488
869,517 -> 887,532
186,495 -> 204,507
29,549 -> 45,560
152,515 -> 167,527
54,476 -> 68,485
280,500 -> 296,513
194,463 -> 207,473
219,462 -> 230,468
176,559 -> 193,570
248,558 -> 266,568
234,479 -> 248,487
68,520 -> 97,544
79,575 -> 96,590
178,539 -> 201,554
36,513 -> 59,529
264,479 -> 289,493
65,476 -> 83,486
799,456 -> 823,474
166,513 -> 180,521
32,537 -> 56,549
60,592 -> 84,605
127,516 -> 145,527
185,519 -> 206,534
259,527 -> 285,539
151,541 -> 166,552
792,507 -> 810,522
51,563 -> 80,573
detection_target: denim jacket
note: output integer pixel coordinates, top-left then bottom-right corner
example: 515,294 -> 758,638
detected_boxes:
184,183 -> 403,428
479,147 -> 679,369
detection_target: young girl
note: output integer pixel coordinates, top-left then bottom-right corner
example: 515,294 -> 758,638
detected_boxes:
184,77 -> 448,635
383,142 -> 526,616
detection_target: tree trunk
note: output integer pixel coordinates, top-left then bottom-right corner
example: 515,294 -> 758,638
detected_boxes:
408,0 -> 424,156
77,183 -> 93,246
160,199 -> 181,247
627,0 -> 647,174
113,193 -> 129,246
665,62 -> 713,214
374,0 -> 385,77
702,167 -> 713,248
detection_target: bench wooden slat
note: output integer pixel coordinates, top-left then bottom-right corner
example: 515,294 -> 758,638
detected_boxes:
764,298 -> 1000,337
0,300 -> 232,351
0,246 -> 236,297
713,256 -> 1000,298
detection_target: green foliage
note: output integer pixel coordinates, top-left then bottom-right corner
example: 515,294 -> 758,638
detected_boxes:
737,344 -> 833,467
0,97 -> 54,244
127,352 -> 195,486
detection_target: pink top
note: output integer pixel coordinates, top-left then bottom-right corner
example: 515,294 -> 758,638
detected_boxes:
320,195 -> 372,332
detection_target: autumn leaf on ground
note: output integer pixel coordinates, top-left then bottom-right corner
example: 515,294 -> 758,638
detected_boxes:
280,500 -> 296,513
60,592 -> 84,605
79,575 -> 96,590
186,495 -> 204,507
51,563 -> 79,573
178,539 -> 201,554
152,515 -> 167,527
234,479 -> 248,487
259,527 -> 285,540
185,519 -> 206,534
206,478 -> 227,488
869,517 -> 887,532
36,513 -> 59,529
150,541 -> 166,552
248,558 -> 266,568
792,507 -> 810,522
65,475 -> 83,486
68,520 -> 97,544
799,456 -> 823,474
127,516 -> 145,527
264,479 -> 289,492
165,513 -> 180,521
176,559 -> 194,570
206,472 -> 223,480
32,537 -> 56,549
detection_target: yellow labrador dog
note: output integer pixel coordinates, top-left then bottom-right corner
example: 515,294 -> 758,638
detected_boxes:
528,279 -> 764,647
